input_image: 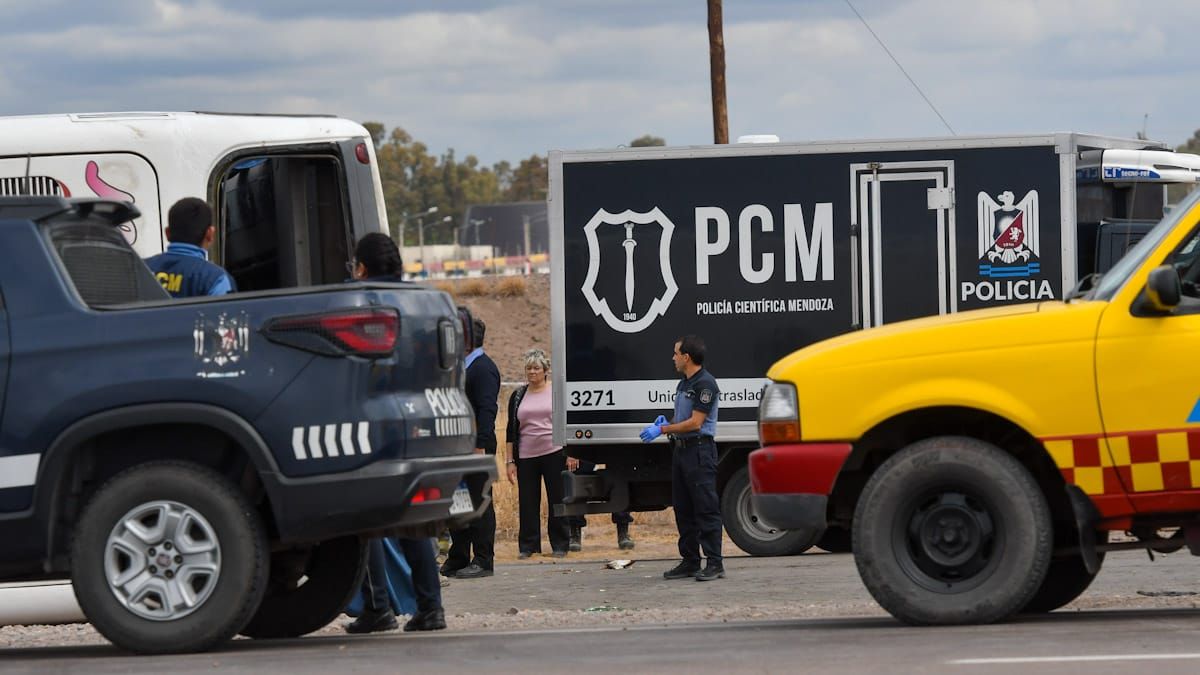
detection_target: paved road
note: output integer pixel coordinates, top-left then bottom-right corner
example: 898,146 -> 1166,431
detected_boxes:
4,609 -> 1200,674
3,549 -> 1200,672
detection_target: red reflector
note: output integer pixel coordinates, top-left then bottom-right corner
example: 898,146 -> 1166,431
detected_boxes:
355,142 -> 370,165
410,487 -> 442,504
319,310 -> 398,354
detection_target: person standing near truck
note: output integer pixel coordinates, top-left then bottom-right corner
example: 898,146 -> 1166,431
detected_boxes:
640,335 -> 723,581
345,232 -> 447,634
444,318 -> 501,579
144,197 -> 236,297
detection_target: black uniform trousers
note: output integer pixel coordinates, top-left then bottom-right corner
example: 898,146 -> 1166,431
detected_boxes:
363,537 -> 442,614
446,472 -> 496,571
566,459 -> 633,528
516,450 -> 571,554
672,438 -> 723,565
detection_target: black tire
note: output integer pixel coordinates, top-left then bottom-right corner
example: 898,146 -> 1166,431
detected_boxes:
818,526 -> 852,553
722,465 -> 818,556
1021,551 -> 1104,614
239,536 -> 367,639
852,436 -> 1052,625
70,461 -> 268,654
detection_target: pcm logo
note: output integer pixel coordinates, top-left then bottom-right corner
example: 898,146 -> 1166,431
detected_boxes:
962,190 -> 1053,303
581,204 -> 834,334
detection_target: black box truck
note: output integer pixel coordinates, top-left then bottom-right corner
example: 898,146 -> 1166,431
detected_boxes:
549,133 -> 1200,555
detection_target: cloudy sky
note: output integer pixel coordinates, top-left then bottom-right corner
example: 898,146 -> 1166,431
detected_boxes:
2,0 -> 1198,165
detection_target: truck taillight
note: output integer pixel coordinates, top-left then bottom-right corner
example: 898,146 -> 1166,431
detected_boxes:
264,308 -> 399,357
410,486 -> 442,504
355,141 -> 370,165
758,382 -> 801,445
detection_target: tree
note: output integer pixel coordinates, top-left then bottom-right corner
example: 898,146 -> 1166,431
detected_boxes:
504,155 -> 549,202
1170,129 -> 1200,204
630,134 -> 666,147
361,121 -> 386,147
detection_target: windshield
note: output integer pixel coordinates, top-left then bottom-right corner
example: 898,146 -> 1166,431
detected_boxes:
1091,188 -> 1200,301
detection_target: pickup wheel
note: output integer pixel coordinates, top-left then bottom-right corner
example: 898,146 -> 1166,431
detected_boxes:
239,536 -> 367,639
852,436 -> 1052,625
70,461 -> 268,654
722,466 -> 818,556
1021,551 -> 1104,613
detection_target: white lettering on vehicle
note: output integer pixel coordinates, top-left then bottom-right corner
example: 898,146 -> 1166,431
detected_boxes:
960,280 -> 1055,302
695,203 -> 834,286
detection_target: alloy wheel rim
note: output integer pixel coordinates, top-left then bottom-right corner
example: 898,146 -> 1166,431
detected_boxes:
104,500 -> 222,621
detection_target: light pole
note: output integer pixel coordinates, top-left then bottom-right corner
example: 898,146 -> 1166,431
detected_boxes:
398,205 -> 438,250
418,214 -> 452,276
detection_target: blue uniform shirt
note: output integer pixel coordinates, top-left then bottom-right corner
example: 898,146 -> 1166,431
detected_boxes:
672,367 -> 719,438
145,243 -> 235,298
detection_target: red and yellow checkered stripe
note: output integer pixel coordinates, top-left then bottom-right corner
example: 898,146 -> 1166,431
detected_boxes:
1042,429 -> 1200,496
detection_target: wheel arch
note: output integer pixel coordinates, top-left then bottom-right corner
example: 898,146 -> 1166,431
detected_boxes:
37,403 -> 283,572
827,406 -> 1068,530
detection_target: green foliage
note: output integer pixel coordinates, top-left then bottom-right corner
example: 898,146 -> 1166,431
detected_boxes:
1170,129 -> 1200,204
629,134 -> 666,147
370,123 -> 510,245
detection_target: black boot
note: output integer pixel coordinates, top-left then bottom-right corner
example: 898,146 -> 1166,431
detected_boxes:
569,525 -> 582,552
404,607 -> 447,632
617,522 -> 634,550
345,608 -> 398,634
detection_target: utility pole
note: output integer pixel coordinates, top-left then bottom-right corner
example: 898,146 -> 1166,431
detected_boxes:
522,214 -> 532,274
707,0 -> 729,144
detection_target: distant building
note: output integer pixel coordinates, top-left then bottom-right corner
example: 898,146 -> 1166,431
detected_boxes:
460,201 -> 548,257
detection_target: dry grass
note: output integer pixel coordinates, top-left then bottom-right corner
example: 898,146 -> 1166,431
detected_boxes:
492,276 -> 527,297
457,279 -> 489,297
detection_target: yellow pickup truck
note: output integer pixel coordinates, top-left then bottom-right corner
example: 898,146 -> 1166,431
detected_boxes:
750,187 -> 1200,625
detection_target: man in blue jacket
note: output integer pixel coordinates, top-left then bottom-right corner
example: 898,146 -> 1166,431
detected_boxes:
145,197 -> 236,297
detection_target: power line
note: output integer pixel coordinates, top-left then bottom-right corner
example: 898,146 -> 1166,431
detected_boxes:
843,0 -> 956,135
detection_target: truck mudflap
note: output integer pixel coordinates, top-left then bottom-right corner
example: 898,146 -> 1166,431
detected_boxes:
260,454 -> 497,543
748,443 -> 853,535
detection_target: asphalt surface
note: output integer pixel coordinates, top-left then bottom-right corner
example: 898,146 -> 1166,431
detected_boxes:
3,549 -> 1200,673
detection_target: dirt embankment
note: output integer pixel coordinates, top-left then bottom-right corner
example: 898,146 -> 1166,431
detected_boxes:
434,275 -> 676,546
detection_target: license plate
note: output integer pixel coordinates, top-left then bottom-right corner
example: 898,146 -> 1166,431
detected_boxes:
449,484 -> 473,515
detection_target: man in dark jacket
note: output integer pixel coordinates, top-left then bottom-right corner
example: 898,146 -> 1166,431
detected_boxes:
145,197 -> 236,297
443,317 -> 501,579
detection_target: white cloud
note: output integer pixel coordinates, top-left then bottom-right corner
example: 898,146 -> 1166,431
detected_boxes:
2,0 -> 1199,164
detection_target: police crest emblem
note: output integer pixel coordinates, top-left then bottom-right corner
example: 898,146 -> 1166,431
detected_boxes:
194,311 -> 251,375
977,190 -> 1040,277
581,207 -> 679,334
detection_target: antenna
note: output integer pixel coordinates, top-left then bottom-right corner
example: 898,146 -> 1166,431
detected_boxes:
20,154 -> 31,196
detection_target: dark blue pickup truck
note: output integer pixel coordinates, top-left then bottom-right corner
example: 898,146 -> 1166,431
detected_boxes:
0,197 -> 495,653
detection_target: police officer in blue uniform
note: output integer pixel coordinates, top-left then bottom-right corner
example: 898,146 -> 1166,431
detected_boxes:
641,334 -> 724,581
145,197 -> 236,297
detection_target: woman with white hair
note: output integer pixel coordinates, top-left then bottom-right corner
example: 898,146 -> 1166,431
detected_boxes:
505,348 -> 571,557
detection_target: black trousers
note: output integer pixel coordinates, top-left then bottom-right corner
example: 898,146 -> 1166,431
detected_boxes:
672,440 -> 723,565
566,459 -> 633,527
447,472 -> 496,570
363,537 -> 442,614
516,450 -> 571,554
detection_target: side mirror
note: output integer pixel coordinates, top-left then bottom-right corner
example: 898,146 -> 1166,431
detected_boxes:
1144,265 -> 1182,313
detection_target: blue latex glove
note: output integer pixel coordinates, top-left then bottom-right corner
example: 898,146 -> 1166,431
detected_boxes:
654,414 -> 668,426
640,422 -> 663,443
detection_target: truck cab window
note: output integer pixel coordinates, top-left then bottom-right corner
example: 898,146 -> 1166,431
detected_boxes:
217,154 -> 351,291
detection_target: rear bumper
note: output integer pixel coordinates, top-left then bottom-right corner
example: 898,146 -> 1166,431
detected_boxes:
262,454 -> 497,544
748,443 -> 852,535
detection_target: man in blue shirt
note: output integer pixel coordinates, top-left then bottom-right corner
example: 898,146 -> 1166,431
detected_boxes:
641,334 -> 723,581
145,197 -> 236,297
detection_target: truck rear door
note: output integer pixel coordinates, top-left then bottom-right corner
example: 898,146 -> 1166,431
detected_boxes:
213,139 -> 384,292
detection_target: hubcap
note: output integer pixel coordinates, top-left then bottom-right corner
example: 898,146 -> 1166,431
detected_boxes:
898,491 -> 996,591
737,482 -> 786,542
104,500 -> 221,621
